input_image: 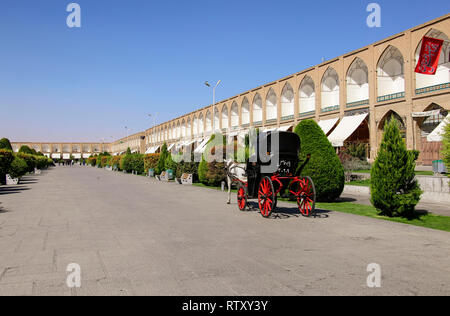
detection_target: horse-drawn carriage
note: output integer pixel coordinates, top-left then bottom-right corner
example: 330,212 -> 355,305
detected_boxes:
228,131 -> 316,218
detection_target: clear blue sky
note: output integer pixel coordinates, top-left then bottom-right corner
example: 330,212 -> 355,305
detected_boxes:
1,0 -> 449,142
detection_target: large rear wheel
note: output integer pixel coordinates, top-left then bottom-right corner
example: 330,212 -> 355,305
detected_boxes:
295,177 -> 316,217
258,177 -> 276,218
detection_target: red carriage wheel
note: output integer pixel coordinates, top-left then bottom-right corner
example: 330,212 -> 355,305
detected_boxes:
237,183 -> 248,211
295,176 -> 316,217
258,176 -> 276,218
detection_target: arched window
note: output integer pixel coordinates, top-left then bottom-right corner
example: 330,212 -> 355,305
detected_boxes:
377,46 -> 405,101
415,29 -> 450,93
299,76 -> 315,115
221,106 -> 229,130
193,116 -> 198,137
321,67 -> 340,112
242,97 -> 250,126
198,114 -> 204,134
265,88 -> 278,122
281,83 -> 294,120
253,94 -> 263,125
206,111 -> 212,133
187,119 -> 191,138
347,58 -> 369,107
231,102 -> 239,128
214,109 -> 220,132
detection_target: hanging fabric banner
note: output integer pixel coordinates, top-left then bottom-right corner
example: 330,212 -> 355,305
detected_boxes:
415,36 -> 444,75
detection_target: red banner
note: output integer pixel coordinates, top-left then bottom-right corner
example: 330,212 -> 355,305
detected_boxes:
415,36 -> 444,75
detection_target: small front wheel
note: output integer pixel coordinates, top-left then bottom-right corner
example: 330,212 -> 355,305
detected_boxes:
237,183 -> 248,211
258,177 -> 276,218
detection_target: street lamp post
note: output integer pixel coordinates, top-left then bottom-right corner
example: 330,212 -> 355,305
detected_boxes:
205,80 -> 221,132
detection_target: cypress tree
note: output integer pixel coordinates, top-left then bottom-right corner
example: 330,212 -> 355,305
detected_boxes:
442,119 -> 450,176
370,118 -> 422,217
294,120 -> 344,202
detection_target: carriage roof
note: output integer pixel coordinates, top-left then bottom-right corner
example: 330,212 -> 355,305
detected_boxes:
250,131 -> 300,163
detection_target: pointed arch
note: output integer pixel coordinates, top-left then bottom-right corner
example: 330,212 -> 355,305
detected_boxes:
221,105 -> 229,130
377,45 -> 405,100
346,58 -> 369,106
265,88 -> 278,122
214,107 -> 220,132
415,29 -> 450,92
299,76 -> 316,115
241,97 -> 250,126
378,110 -> 406,140
198,113 -> 204,135
253,93 -> 263,125
321,67 -> 340,111
231,101 -> 239,128
205,110 -> 212,133
281,82 -> 294,120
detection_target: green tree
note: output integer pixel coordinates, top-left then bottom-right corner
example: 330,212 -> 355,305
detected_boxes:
442,119 -> 450,177
198,157 -> 208,184
370,118 -> 422,217
9,156 -> 28,179
18,145 -> 33,155
0,138 -> 13,151
156,143 -> 168,174
294,120 -> 345,202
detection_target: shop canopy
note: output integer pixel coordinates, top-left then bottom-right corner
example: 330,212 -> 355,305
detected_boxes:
167,144 -> 175,151
327,114 -> 368,147
72,153 -> 82,159
318,118 -> 339,135
51,153 -> 61,159
427,114 -> 450,142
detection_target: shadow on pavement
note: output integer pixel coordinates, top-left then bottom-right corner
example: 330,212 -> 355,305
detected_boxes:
0,186 -> 30,195
242,202 -> 331,220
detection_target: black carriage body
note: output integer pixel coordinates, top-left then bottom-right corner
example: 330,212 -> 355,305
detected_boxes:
246,131 -> 300,199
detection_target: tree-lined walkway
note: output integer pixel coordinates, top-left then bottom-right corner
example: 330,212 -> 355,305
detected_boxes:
0,166 -> 449,295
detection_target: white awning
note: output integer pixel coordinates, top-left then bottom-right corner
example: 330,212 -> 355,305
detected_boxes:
328,114 -> 368,147
318,118 -> 339,135
73,153 -> 82,159
412,110 -> 441,118
131,149 -> 138,154
144,147 -> 153,154
277,125 -> 293,132
183,140 -> 195,146
167,144 -> 175,151
44,153 -> 50,158
51,153 -> 61,159
82,153 -> 91,158
261,127 -> 277,133
194,139 -> 210,154
427,114 -> 450,142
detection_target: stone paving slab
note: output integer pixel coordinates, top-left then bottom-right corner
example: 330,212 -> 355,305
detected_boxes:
0,166 -> 449,296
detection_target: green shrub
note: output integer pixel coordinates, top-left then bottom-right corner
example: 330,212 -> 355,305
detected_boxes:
164,153 -> 177,171
371,118 -> 422,217
18,145 -> 34,155
0,138 -> 13,151
88,157 -> 97,167
110,156 -> 122,170
120,154 -> 132,172
0,149 -> 14,184
130,154 -> 145,174
205,162 -> 226,186
198,157 -> 208,184
16,153 -> 36,173
144,154 -> 160,173
175,153 -> 199,181
294,120 -> 345,202
443,119 -> 450,177
9,156 -> 28,179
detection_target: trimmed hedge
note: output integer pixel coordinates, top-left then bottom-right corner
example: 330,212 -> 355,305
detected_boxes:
9,156 -> 28,179
294,120 -> 345,202
0,138 -> 12,151
0,149 -> 14,184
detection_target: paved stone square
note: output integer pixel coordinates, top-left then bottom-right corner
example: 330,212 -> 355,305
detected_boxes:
0,166 -> 449,296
